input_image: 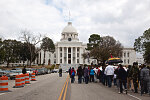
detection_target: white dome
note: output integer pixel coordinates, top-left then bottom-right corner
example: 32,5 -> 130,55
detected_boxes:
62,22 -> 77,33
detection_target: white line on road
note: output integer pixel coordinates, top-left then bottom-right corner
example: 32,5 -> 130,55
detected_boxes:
128,94 -> 142,100
0,93 -> 5,96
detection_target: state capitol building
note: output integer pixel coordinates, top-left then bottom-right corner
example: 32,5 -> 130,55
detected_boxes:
37,22 -> 136,70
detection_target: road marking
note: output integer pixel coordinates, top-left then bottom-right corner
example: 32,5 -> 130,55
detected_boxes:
63,77 -> 69,100
58,75 -> 69,100
128,94 -> 142,100
0,93 -> 5,96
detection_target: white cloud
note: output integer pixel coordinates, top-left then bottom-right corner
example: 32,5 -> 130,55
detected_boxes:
0,0 -> 150,48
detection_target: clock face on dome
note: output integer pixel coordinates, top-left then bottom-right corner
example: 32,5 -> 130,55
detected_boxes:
68,38 -> 72,41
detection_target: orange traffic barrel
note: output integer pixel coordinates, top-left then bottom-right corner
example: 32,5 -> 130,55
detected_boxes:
25,73 -> 30,84
0,76 -> 9,92
31,73 -> 36,81
13,75 -> 23,88
20,74 -> 25,86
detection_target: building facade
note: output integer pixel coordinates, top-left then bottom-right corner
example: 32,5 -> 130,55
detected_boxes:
121,48 -> 136,65
37,22 -> 96,70
37,22 -> 136,70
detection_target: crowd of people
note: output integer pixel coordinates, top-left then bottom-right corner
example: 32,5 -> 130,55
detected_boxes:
68,62 -> 150,96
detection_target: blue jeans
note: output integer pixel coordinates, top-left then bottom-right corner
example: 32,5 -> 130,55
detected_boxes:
78,76 -> 82,83
85,76 -> 89,84
107,75 -> 113,87
71,75 -> 75,83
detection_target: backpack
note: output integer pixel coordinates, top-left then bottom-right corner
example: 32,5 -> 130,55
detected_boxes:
72,71 -> 75,76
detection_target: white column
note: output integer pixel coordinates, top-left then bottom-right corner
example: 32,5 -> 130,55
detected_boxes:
58,47 -> 60,64
66,47 -> 68,64
62,47 -> 64,64
71,47 -> 73,64
75,47 -> 77,64
79,47 -> 81,64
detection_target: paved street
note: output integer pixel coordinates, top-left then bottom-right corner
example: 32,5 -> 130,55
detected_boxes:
0,73 -> 68,100
0,73 -> 150,100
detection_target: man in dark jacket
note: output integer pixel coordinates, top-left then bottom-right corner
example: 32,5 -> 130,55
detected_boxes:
22,66 -> 26,74
77,66 -> 83,84
118,64 -> 127,94
140,64 -> 150,95
59,68 -> 62,77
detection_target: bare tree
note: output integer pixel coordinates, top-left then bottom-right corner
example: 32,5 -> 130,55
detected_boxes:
20,30 -> 42,67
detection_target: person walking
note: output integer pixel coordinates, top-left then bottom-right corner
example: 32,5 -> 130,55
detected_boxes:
69,67 -> 71,77
59,68 -> 62,77
101,66 -> 107,86
97,67 -> 101,82
77,66 -> 82,84
82,67 -> 85,82
90,67 -> 95,82
71,67 -> 76,83
127,65 -> 134,91
130,62 -> 139,93
22,66 -> 26,74
105,63 -> 114,87
118,64 -> 127,94
140,64 -> 150,95
84,66 -> 89,84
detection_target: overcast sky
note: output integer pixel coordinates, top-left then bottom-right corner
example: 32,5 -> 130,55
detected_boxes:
0,0 -> 150,48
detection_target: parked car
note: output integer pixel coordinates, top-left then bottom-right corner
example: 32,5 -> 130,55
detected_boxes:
36,69 -> 41,75
9,69 -> 22,80
3,70 -> 11,77
32,68 -> 38,75
39,68 -> 45,75
0,69 -> 5,77
51,69 -> 59,73
26,68 -> 33,77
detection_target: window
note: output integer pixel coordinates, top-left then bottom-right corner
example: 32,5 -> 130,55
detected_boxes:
60,53 -> 62,57
60,47 -> 62,51
54,54 -> 56,58
124,59 -> 126,64
68,54 -> 71,58
77,53 -> 79,57
68,48 -> 71,53
77,59 -> 79,63
64,53 -> 67,57
60,59 -> 62,63
77,48 -> 79,52
73,53 -> 75,57
54,59 -> 56,64
124,53 -> 126,57
128,59 -> 129,64
127,52 -> 129,57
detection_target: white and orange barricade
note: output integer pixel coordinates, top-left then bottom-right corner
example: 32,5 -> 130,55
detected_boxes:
0,76 -> 9,92
25,73 -> 30,84
20,74 -> 25,86
31,73 -> 36,81
14,75 -> 23,88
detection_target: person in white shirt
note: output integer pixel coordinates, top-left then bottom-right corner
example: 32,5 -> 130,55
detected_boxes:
105,63 -> 114,87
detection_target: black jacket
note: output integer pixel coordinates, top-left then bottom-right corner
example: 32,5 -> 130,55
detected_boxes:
118,67 -> 127,81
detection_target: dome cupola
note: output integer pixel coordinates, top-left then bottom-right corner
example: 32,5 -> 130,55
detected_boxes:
61,22 -> 79,42
62,22 -> 77,33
